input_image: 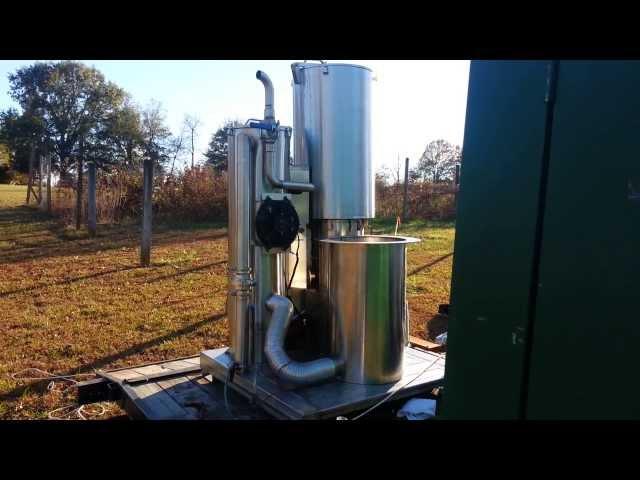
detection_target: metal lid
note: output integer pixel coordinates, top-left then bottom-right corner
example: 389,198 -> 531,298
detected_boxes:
319,235 -> 421,245
292,62 -> 372,72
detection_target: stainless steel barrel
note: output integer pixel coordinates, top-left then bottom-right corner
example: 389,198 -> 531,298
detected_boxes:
292,63 -> 374,220
319,235 -> 420,384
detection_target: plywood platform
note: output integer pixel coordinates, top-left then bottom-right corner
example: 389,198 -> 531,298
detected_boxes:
95,356 -> 268,419
201,346 -> 446,420
89,344 -> 445,420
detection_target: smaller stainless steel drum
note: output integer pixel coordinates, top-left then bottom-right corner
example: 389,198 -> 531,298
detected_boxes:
319,235 -> 420,384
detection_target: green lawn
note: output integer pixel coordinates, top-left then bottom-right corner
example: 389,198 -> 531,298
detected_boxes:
0,184 -> 29,208
371,218 -> 455,339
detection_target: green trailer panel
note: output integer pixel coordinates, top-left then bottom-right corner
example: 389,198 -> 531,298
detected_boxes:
441,61 -> 550,419
526,61 -> 640,419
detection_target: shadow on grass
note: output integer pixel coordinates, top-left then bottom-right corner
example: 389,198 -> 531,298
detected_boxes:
0,205 -> 228,265
0,312 -> 226,401
0,205 -> 54,226
0,264 -> 143,298
143,260 -> 228,284
408,252 -> 453,276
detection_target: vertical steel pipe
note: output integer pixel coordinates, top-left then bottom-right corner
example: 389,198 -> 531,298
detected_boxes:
228,131 -> 255,368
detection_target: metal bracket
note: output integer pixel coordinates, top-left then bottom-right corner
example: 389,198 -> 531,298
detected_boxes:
248,121 -> 278,133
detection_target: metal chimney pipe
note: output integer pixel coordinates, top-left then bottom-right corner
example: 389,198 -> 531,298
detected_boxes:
256,72 -> 315,193
256,70 -> 275,123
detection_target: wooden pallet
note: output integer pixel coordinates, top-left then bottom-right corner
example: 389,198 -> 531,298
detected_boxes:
79,343 -> 445,420
80,356 -> 267,420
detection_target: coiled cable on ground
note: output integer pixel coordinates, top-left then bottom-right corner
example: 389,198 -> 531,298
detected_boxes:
10,368 -> 106,420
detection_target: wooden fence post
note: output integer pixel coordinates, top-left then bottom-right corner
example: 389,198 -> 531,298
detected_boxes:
87,160 -> 97,237
38,154 -> 43,203
46,154 -> 52,214
76,138 -> 84,230
26,145 -> 35,204
140,159 -> 153,266
40,154 -> 52,213
402,157 -> 410,222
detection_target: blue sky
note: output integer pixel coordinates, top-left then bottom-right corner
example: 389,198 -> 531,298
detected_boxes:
0,60 -> 470,172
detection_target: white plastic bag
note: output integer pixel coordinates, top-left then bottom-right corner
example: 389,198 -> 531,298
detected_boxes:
396,398 -> 437,420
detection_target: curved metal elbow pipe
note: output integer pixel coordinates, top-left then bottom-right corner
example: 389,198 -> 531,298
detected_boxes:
263,142 -> 315,193
264,295 -> 342,386
256,70 -> 275,123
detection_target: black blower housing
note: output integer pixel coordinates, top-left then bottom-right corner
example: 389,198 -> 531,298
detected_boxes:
255,196 -> 300,250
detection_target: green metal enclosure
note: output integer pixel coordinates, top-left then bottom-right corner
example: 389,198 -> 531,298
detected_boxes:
442,60 -> 640,419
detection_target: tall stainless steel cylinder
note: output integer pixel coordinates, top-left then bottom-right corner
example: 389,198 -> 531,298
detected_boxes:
292,63 -> 374,220
227,129 -> 255,367
319,235 -> 420,384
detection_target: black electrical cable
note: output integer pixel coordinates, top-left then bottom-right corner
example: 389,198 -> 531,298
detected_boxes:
286,233 -> 302,316
287,233 -> 301,293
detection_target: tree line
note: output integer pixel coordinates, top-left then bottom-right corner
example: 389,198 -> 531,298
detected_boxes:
377,139 -> 462,186
0,60 -> 462,190
0,61 -> 231,183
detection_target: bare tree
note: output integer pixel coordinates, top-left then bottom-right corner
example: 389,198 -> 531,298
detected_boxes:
416,139 -> 461,184
184,114 -> 202,169
394,155 -> 402,185
168,128 -> 186,176
141,100 -> 171,169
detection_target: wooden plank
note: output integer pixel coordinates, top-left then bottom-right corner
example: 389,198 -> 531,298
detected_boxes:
409,335 -> 445,353
128,381 -> 192,419
253,370 -> 318,418
161,359 -> 199,371
188,374 -> 268,419
97,356 -> 203,386
130,364 -> 170,377
124,366 -> 202,385
104,369 -> 144,382
100,355 -> 200,374
180,357 -> 201,366
156,376 -> 220,419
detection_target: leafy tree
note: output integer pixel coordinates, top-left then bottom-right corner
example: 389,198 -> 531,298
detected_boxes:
87,98 -> 144,170
416,139 -> 461,184
0,108 -> 45,172
409,168 -> 422,183
204,121 -> 239,172
8,61 -> 127,179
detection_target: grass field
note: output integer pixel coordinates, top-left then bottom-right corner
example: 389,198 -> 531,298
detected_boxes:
0,184 -> 455,419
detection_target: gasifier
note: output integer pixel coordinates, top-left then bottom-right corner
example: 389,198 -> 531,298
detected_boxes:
200,62 -> 445,419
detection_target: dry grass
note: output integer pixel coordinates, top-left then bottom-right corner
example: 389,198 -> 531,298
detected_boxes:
0,184 -> 28,209
371,218 -> 455,341
0,184 -> 455,420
